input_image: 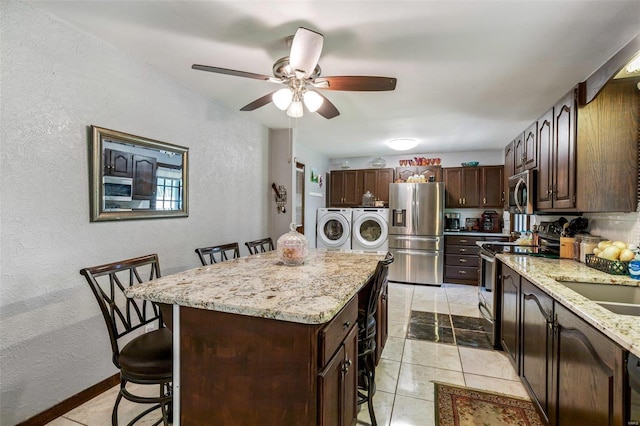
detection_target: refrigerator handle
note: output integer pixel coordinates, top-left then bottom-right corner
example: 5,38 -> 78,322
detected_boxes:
412,184 -> 418,231
395,250 -> 439,257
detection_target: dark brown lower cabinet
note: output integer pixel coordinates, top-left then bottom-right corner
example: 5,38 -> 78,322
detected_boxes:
500,264 -> 520,373
553,303 -> 625,426
318,325 -> 357,426
499,261 -> 626,426
179,296 -> 359,425
520,279 -> 553,424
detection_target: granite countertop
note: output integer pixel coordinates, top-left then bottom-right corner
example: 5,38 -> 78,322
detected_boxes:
497,254 -> 640,357
124,249 -> 384,325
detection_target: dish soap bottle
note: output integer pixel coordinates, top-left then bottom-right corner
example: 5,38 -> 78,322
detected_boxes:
628,244 -> 640,279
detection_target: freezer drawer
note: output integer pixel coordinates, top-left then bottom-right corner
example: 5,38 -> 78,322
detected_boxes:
388,248 -> 443,285
389,234 -> 442,251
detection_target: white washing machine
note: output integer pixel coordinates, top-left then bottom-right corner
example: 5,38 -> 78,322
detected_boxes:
316,208 -> 352,250
351,208 -> 389,252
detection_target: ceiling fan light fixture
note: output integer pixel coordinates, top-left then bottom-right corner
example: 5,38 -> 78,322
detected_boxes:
303,90 -> 324,112
287,100 -> 304,118
386,138 -> 418,151
273,88 -> 293,110
625,54 -> 640,73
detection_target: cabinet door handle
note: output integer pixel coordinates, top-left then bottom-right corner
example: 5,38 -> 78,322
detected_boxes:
459,198 -> 462,204
342,359 -> 352,373
343,321 -> 351,329
463,198 -> 466,205
483,197 -> 487,204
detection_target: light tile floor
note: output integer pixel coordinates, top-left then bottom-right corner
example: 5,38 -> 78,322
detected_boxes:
46,282 -> 529,426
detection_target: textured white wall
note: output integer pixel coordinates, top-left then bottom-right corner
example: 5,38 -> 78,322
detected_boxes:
294,140 -> 331,248
0,2 -> 269,423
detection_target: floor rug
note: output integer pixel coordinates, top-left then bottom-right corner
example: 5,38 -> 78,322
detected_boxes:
434,382 -> 544,426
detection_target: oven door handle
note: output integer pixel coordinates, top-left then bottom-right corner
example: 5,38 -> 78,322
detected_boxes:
480,252 -> 495,263
478,301 -> 494,324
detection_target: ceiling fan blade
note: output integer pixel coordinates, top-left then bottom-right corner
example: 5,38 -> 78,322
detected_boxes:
318,76 -> 397,91
192,64 -> 273,81
240,92 -> 276,111
316,93 -> 340,119
289,27 -> 324,78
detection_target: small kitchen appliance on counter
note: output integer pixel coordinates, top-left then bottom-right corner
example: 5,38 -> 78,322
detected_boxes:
445,213 -> 461,231
481,210 -> 501,232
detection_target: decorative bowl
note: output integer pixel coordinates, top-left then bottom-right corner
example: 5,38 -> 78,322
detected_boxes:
461,161 -> 479,167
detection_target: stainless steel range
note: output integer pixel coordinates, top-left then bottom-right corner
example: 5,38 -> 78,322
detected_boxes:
478,239 -> 559,347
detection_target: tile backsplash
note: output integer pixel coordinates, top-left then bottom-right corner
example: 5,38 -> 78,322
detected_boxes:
584,211 -> 640,245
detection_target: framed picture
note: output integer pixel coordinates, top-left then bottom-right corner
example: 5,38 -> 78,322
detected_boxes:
310,168 -> 319,183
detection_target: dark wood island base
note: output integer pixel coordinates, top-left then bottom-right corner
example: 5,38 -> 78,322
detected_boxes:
179,297 -> 359,425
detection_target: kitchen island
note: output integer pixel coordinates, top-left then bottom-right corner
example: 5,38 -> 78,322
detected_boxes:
125,249 -> 384,426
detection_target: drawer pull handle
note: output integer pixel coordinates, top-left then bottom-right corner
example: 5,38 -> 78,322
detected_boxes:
460,239 -> 467,243
459,248 -> 466,252
459,259 -> 467,263
459,270 -> 467,274
343,321 -> 351,329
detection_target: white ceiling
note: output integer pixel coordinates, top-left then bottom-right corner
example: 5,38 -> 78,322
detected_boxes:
27,1 -> 640,158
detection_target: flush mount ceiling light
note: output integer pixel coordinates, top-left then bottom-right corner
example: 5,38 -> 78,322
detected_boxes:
386,138 -> 418,151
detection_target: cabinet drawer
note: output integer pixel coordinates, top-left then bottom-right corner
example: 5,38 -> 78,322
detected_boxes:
445,265 -> 478,281
319,296 -> 358,367
445,245 -> 481,256
445,254 -> 479,267
446,236 -> 483,246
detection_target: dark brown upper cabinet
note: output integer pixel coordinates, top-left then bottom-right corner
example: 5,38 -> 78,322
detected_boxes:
536,89 -> 578,212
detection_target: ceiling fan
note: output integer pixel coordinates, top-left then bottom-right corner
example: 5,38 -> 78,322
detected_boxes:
192,27 -> 397,119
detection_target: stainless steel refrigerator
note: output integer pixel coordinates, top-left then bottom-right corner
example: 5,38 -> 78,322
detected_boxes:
388,182 -> 444,285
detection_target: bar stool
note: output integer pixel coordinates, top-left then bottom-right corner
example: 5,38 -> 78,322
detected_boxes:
358,252 -> 393,426
195,242 -> 240,266
80,254 -> 172,426
244,237 -> 274,255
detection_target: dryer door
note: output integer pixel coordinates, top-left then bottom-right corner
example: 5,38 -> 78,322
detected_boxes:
317,213 -> 351,248
353,214 -> 388,250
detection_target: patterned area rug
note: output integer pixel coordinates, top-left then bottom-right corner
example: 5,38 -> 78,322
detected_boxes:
435,382 -> 544,426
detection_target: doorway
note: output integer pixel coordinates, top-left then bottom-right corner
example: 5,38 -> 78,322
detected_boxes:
296,162 -> 305,234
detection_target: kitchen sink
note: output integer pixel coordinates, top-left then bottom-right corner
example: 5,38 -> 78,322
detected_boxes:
557,281 -> 640,316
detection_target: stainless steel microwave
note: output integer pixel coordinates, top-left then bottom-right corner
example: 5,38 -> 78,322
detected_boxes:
507,170 -> 535,214
103,176 -> 133,201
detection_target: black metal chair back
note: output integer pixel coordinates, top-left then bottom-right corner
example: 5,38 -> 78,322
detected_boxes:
195,242 -> 240,266
244,237 -> 275,255
81,254 -> 164,366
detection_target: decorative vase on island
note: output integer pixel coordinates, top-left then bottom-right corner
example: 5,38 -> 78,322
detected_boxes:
277,223 -> 309,266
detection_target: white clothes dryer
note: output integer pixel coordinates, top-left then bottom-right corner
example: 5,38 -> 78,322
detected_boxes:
316,208 -> 352,250
351,208 -> 389,252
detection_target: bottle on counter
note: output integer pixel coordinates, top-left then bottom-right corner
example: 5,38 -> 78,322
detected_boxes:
580,235 -> 602,263
573,235 -> 582,262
